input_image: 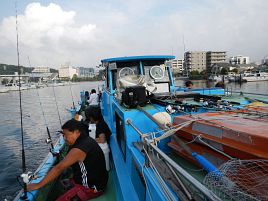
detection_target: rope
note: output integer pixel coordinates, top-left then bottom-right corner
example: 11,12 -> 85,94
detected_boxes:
197,136 -> 233,159
143,146 -> 177,201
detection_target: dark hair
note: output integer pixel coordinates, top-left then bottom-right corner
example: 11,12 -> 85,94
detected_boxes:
215,81 -> 225,89
85,106 -> 101,121
185,81 -> 193,87
85,91 -> 89,98
91,89 -> 96,94
62,119 -> 89,136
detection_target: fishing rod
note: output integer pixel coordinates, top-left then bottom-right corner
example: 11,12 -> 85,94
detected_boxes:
28,56 -> 55,150
68,78 -> 75,110
52,84 -> 62,127
15,3 -> 28,199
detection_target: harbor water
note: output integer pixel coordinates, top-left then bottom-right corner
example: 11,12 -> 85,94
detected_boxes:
0,80 -> 267,200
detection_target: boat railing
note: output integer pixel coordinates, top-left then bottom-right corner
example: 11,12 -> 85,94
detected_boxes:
126,118 -> 222,201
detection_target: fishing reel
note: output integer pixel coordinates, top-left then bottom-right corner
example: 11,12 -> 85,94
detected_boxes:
21,172 -> 34,184
215,100 -> 233,111
46,137 -> 52,144
166,104 -> 199,114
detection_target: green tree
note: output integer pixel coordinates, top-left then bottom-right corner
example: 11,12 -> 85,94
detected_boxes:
71,74 -> 78,82
220,68 -> 228,75
231,68 -> 238,74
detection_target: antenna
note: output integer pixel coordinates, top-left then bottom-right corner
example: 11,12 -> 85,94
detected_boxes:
182,34 -> 188,77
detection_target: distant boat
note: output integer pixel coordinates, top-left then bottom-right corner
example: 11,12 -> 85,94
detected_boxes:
0,86 -> 9,93
5,83 -> 28,91
208,74 -> 224,82
242,71 -> 268,82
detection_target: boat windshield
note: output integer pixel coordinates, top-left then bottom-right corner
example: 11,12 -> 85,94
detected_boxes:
143,64 -> 170,83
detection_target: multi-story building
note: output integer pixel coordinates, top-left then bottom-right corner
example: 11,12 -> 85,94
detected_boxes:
76,67 -> 95,78
32,67 -> 50,73
171,59 -> 183,75
206,51 -> 227,72
229,55 -> 250,65
184,51 -> 206,73
58,64 -> 77,79
262,56 -> 268,65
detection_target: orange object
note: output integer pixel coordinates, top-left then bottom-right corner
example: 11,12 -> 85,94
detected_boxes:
169,111 -> 268,167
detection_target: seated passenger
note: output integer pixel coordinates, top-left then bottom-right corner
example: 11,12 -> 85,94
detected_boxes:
185,80 -> 193,90
88,89 -> 99,106
85,91 -> 90,106
27,119 -> 108,201
85,106 -> 111,144
215,81 -> 225,89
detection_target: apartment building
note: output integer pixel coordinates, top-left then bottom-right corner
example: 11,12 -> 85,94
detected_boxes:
229,55 -> 250,65
184,51 -> 206,73
58,64 -> 77,79
171,59 -> 183,75
206,51 -> 227,72
76,67 -> 95,78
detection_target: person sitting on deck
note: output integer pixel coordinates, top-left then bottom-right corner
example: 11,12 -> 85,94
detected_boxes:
84,91 -> 90,106
85,106 -> 111,144
185,80 -> 193,90
27,119 -> 108,201
88,89 -> 99,106
215,81 -> 225,89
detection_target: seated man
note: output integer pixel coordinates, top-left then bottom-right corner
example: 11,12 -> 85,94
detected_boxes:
215,81 -> 225,89
185,80 -> 193,89
27,119 -> 108,201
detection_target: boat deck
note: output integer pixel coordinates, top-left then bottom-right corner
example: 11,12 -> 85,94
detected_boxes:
91,171 -> 116,201
46,171 -> 116,201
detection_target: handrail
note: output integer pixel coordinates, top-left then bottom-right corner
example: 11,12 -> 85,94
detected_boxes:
127,118 -> 222,201
149,142 -> 222,201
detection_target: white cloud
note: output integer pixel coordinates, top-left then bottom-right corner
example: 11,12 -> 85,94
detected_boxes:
0,0 -> 268,68
0,2 -> 97,67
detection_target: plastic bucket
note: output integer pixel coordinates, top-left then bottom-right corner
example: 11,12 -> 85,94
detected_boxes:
88,124 -> 96,139
98,143 -> 110,171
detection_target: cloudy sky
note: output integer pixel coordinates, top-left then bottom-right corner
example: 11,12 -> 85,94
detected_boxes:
0,0 -> 267,68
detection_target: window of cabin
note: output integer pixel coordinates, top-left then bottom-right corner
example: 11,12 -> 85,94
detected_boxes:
113,61 -> 140,90
142,60 -> 170,83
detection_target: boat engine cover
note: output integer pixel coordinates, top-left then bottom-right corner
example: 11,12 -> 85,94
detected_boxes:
121,86 -> 147,108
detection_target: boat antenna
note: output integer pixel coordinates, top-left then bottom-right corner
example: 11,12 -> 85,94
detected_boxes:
28,56 -> 55,150
15,2 -> 28,199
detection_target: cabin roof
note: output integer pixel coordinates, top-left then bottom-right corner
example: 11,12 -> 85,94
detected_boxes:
101,55 -> 175,63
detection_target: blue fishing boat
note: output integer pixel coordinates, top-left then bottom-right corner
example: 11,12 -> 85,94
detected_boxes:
14,55 -> 268,201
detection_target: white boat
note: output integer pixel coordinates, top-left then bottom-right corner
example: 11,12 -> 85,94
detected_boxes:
208,75 -> 223,82
0,87 -> 9,93
242,71 -> 268,82
5,83 -> 28,91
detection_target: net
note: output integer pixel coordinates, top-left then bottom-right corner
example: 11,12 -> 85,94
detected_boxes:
203,159 -> 268,201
